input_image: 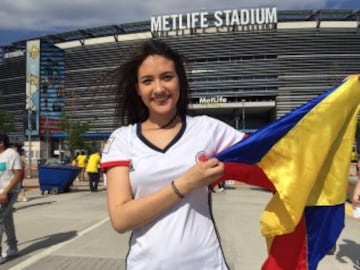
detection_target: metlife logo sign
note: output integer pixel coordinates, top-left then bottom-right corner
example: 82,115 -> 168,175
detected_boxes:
151,7 -> 277,32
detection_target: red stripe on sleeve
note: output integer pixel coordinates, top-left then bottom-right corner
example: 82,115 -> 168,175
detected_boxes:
101,161 -> 130,171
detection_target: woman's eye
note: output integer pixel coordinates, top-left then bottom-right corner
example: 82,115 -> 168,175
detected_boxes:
141,79 -> 152,84
162,75 -> 173,81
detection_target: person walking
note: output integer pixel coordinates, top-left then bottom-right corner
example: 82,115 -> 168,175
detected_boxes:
11,143 -> 27,202
86,150 -> 101,192
71,152 -> 79,167
101,40 -> 245,269
76,150 -> 87,181
217,181 -> 226,192
0,133 -> 22,263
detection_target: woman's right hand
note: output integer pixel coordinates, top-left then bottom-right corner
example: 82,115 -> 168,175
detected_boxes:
176,158 -> 224,193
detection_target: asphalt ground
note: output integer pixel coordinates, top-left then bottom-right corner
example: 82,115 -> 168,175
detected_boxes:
0,178 -> 358,270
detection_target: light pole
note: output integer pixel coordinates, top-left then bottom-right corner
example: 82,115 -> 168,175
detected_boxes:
241,99 -> 246,130
27,108 -> 32,178
45,111 -> 50,160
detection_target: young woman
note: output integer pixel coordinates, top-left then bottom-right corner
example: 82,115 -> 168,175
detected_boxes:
101,40 -> 244,269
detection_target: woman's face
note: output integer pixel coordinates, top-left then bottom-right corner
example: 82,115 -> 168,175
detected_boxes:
137,54 -> 180,118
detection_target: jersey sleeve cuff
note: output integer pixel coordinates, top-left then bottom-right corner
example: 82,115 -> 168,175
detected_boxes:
101,161 -> 131,171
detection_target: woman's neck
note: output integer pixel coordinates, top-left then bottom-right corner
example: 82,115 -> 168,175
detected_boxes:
144,112 -> 179,130
159,113 -> 178,129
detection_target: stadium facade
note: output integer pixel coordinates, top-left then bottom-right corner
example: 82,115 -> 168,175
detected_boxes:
0,7 -> 360,162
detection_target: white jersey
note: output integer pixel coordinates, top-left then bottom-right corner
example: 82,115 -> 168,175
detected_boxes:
0,148 -> 21,193
101,115 -> 244,270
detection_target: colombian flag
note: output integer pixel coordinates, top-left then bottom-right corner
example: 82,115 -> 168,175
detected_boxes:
215,75 -> 360,270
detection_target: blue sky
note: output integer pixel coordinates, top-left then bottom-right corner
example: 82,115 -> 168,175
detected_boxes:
0,0 -> 359,46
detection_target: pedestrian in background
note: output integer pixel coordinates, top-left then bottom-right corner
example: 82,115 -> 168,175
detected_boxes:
102,171 -> 107,188
71,152 -> 79,166
76,150 -> 87,181
217,181 -> 225,192
0,133 -> 21,263
101,40 -> 245,269
11,144 -> 27,202
86,150 -> 101,192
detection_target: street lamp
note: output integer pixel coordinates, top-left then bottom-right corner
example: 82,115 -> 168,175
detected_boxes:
241,99 -> 246,130
27,108 -> 32,178
45,110 -> 50,160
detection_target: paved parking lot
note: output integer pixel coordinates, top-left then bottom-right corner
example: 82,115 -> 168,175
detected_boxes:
1,179 -> 359,270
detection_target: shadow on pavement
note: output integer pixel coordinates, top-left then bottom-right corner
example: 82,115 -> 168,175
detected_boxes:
335,238 -> 360,266
4,231 -> 78,265
249,186 -> 273,193
14,201 -> 57,211
23,231 -> 77,256
224,185 -> 236,190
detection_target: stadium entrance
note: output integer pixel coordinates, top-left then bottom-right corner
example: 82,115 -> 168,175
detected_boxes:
189,98 -> 276,132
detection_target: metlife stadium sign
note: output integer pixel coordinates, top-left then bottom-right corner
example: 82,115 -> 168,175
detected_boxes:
151,7 -> 277,32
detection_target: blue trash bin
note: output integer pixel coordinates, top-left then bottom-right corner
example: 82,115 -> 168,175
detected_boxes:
38,165 -> 81,195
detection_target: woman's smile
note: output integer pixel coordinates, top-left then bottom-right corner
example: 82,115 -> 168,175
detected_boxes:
151,93 -> 171,104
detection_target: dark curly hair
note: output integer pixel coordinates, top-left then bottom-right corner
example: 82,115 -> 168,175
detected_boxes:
0,132 -> 10,149
107,39 -> 189,125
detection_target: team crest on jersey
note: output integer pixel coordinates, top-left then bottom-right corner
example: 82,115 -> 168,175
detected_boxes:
102,137 -> 114,154
195,151 -> 210,163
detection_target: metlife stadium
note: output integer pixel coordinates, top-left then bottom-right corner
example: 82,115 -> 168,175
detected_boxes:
0,7 -> 359,161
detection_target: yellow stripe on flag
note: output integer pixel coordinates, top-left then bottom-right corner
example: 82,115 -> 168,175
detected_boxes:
259,75 -> 360,236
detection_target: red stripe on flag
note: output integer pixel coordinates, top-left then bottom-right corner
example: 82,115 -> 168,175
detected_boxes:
101,161 -> 131,171
213,162 -> 275,191
262,216 -> 308,270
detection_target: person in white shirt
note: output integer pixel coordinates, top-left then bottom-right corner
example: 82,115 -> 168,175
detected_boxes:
0,133 -> 22,263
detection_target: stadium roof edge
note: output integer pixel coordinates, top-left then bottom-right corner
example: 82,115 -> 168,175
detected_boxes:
1,9 -> 359,52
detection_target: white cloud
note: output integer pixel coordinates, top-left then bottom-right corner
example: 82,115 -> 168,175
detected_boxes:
2,0 -> 358,45
0,0 -> 340,31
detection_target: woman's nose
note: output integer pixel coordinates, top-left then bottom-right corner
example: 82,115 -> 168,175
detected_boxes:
154,80 -> 164,92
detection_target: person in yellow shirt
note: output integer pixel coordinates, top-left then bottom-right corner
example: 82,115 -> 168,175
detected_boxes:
71,152 -> 79,167
76,151 -> 88,181
86,150 -> 101,192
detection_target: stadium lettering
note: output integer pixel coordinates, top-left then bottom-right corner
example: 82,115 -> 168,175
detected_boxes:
151,12 -> 209,32
151,7 -> 277,32
199,96 -> 227,104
